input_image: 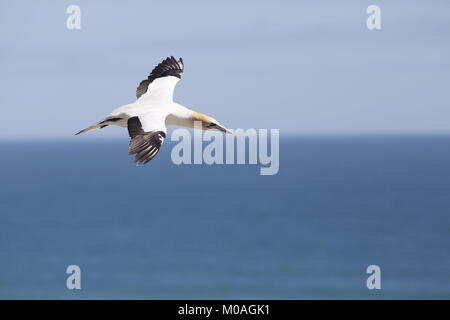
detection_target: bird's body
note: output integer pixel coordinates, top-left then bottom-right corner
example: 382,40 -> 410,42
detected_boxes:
76,56 -> 230,165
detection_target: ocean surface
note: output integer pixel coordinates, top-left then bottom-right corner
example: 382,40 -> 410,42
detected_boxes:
0,136 -> 449,299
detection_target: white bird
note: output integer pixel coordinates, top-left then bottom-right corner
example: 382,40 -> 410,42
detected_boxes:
76,56 -> 230,165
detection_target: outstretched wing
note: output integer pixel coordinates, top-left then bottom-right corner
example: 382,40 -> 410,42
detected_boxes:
127,115 -> 166,165
136,56 -> 184,101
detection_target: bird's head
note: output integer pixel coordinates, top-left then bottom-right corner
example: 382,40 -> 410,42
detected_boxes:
193,112 -> 231,134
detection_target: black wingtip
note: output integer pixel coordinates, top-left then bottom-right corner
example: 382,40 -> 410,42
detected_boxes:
136,56 -> 184,99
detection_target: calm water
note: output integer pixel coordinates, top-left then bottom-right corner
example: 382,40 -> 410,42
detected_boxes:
0,137 -> 449,299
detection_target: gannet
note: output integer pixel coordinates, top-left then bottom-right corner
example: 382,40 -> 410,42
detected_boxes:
76,56 -> 230,165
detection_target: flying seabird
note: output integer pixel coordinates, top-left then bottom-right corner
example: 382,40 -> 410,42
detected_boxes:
76,56 -> 230,165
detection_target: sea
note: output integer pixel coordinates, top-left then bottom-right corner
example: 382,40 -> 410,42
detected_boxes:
0,136 -> 449,299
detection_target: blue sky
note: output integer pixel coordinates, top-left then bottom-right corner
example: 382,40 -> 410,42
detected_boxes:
1,0 -> 449,139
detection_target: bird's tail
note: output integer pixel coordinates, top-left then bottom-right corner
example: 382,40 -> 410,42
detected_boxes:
75,123 -> 103,135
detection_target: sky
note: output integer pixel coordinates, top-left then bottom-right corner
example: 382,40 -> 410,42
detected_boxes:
0,0 -> 449,139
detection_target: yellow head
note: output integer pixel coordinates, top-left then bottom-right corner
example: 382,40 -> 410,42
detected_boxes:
193,112 -> 231,134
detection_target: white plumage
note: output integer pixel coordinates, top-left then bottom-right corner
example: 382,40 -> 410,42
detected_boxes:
76,56 -> 230,165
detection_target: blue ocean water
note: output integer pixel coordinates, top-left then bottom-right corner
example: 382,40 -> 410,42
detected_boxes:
0,136 -> 449,299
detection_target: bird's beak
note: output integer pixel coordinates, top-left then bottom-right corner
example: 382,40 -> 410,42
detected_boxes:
209,123 -> 232,134
217,125 -> 232,134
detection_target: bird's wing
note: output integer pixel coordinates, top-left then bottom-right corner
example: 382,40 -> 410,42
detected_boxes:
127,112 -> 167,165
136,56 -> 184,101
